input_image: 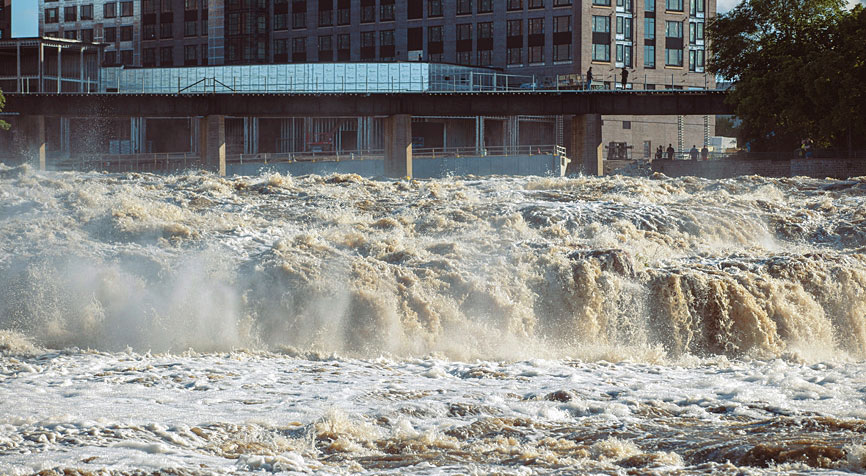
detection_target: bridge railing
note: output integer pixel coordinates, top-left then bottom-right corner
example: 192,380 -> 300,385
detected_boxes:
235,145 -> 565,164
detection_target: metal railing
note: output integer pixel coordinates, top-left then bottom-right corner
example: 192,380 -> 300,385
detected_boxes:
52,152 -> 201,172
236,145 -> 566,164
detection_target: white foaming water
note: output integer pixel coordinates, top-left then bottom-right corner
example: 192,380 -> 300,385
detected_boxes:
1,165 -> 865,474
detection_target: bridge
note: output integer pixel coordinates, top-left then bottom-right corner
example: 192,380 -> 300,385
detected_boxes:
4,89 -> 731,178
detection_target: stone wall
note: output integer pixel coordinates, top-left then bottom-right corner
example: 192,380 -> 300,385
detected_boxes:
652,158 -> 866,180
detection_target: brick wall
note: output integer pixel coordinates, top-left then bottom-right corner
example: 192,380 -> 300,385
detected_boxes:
651,158 -> 866,179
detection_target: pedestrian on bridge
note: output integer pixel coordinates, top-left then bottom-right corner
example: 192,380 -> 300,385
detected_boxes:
666,144 -> 675,160
586,68 -> 593,90
689,145 -> 699,160
701,145 -> 709,161
621,68 -> 629,90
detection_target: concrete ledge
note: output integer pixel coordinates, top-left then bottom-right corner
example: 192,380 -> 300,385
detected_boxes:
228,154 -> 565,178
651,158 -> 866,180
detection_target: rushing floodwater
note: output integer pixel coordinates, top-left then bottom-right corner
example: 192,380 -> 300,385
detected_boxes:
1,163 -> 865,475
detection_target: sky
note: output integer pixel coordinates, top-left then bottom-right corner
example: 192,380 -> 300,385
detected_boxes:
8,0 -> 864,38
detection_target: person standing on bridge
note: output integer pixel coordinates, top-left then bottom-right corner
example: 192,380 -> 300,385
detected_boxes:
701,145 -> 709,161
666,144 -> 675,160
689,145 -> 699,160
586,67 -> 593,90
621,68 -> 630,90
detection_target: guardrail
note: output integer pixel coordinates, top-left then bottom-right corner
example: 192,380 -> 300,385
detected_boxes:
53,153 -> 201,172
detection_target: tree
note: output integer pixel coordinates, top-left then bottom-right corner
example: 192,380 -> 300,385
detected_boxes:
708,0 -> 866,153
0,89 -> 9,131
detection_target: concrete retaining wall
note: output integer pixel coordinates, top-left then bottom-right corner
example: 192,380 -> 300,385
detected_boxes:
652,158 -> 866,179
228,154 -> 566,178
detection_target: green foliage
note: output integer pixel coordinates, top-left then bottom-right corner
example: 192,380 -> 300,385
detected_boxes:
0,89 -> 8,131
708,0 -> 866,152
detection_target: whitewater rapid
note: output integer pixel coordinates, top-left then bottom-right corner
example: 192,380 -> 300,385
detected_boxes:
1,164 -> 865,474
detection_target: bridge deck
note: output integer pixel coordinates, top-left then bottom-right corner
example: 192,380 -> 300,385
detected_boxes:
4,90 -> 733,118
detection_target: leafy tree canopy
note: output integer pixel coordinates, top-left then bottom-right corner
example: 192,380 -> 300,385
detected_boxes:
708,0 -> 866,152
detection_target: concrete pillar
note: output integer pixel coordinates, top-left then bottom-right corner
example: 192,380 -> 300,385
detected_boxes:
204,115 -> 226,176
384,114 -> 412,178
243,117 -> 259,155
567,114 -> 603,176
60,118 -> 71,156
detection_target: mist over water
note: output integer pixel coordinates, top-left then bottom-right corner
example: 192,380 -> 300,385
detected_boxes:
1,163 -> 864,362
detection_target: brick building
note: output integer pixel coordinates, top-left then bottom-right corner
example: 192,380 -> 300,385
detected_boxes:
1,0 -> 11,39
37,0 -> 716,158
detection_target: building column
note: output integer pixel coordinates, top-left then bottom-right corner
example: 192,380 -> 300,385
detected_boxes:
243,117 -> 259,155
60,117 -> 71,156
384,114 -> 412,178
475,116 -> 484,155
203,115 -> 226,176
567,114 -> 603,176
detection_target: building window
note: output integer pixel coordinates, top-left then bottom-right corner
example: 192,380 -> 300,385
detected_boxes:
645,18 -> 655,39
554,43 -> 571,61
507,19 -> 522,36
457,23 -> 472,40
478,22 -> 493,39
185,45 -> 197,65
666,0 -> 683,11
617,0 -> 633,12
143,47 -> 156,66
616,16 -> 632,39
645,0 -> 655,10
593,44 -> 610,61
104,51 -> 116,65
318,35 -> 333,61
689,48 -> 704,71
103,3 -> 116,19
380,2 -> 395,21
665,20 -> 682,38
337,7 -> 350,24
690,0 -> 704,15
477,50 -> 492,65
121,50 -> 133,65
143,0 -> 156,13
160,22 -> 172,38
666,48 -> 683,66
185,0 -> 197,9
45,8 -> 59,23
293,11 -> 306,29
63,5 -> 78,22
81,5 -> 93,20
508,0 -> 523,9
457,51 -> 471,64
275,14 -> 288,30
529,45 -> 543,63
64,30 -> 77,40
457,0 -> 472,15
80,29 -> 93,42
529,0 -> 544,8
160,46 -> 172,65
361,5 -> 375,23
507,47 -> 522,64
381,30 -> 395,45
201,44 -> 208,64
361,31 -> 375,47
592,15 -> 610,33
593,0 -> 611,6
121,25 -> 133,41
319,10 -> 333,26
554,0 -> 572,5
185,20 -> 197,36
161,0 -> 172,13
429,25 -> 442,42
338,33 -> 350,49
616,44 -> 632,66
644,44 -> 655,67
293,37 -> 306,59
429,0 -> 443,16
623,121 -> 631,129
554,15 -> 571,32
690,21 -> 704,43
479,0 -> 493,13
120,1 -> 133,16
104,27 -> 116,42
529,18 -> 544,35
274,38 -> 288,61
